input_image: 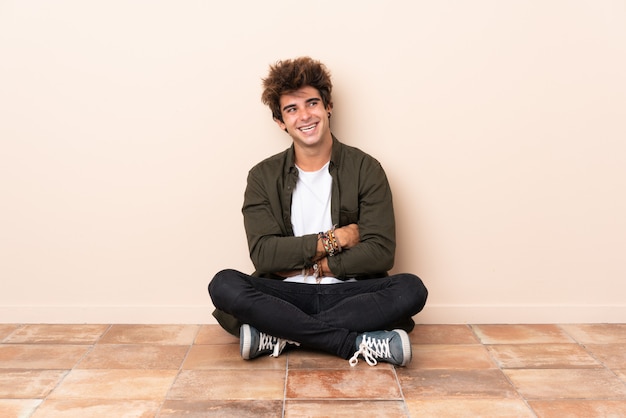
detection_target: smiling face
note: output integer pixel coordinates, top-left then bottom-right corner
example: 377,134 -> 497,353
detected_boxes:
275,85 -> 333,152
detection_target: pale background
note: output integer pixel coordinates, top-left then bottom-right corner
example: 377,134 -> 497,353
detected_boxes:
1,0 -> 625,324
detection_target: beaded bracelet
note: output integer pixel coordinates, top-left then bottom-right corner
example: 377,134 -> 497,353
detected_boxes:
318,226 -> 342,257
328,227 -> 342,253
319,231 -> 333,256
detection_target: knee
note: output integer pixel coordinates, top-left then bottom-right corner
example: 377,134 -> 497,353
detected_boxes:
412,275 -> 428,312
208,269 -> 242,302
399,274 -> 428,313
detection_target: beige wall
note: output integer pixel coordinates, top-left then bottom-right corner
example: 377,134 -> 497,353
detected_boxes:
1,1 -> 625,324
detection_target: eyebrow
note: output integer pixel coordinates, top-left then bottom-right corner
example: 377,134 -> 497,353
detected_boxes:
281,97 -> 321,112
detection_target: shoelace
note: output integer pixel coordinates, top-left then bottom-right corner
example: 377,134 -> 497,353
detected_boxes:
259,332 -> 277,351
259,332 -> 300,358
270,338 -> 300,357
349,336 -> 391,367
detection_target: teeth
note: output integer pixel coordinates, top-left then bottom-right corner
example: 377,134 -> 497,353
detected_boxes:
300,124 -> 316,132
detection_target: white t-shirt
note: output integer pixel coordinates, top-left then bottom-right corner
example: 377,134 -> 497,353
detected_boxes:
284,162 -> 344,284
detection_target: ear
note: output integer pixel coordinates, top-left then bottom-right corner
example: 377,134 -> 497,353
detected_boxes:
274,117 -> 287,132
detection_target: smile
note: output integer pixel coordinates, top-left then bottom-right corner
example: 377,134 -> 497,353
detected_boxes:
299,123 -> 317,133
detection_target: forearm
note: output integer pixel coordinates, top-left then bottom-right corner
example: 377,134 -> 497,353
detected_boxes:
327,238 -> 395,278
308,236 -> 394,279
274,237 -> 329,278
248,233 -> 319,273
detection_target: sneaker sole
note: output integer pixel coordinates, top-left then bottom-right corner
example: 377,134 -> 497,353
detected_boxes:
240,324 -> 252,360
395,329 -> 412,366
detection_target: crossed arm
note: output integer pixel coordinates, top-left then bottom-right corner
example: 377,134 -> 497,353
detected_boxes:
243,150 -> 395,279
274,224 -> 360,278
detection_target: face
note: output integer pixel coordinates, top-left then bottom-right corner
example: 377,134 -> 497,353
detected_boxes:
275,86 -> 332,151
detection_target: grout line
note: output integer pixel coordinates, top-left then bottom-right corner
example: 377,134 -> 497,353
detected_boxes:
0,323 -> 24,343
26,324 -> 113,416
559,324 -> 626,389
282,353 -> 289,418
156,324 -> 203,416
95,324 -> 114,345
390,363 -> 411,417
469,324 -> 540,418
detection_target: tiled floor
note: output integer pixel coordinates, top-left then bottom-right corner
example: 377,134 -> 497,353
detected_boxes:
1,324 -> 625,417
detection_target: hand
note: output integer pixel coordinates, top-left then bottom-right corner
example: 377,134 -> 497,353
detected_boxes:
334,223 -> 360,250
274,269 -> 301,278
318,257 -> 335,277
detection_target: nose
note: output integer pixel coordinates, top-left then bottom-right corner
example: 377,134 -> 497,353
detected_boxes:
298,107 -> 312,121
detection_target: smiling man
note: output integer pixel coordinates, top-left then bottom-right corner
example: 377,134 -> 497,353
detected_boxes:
208,57 -> 428,367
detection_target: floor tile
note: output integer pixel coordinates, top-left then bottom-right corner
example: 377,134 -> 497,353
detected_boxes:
529,400 -> 626,418
505,369 -> 626,400
560,324 -> 626,344
31,399 -> 161,418
0,344 -> 89,369
286,369 -> 401,399
183,344 -> 287,370
285,400 -> 408,417
167,370 -> 285,400
99,325 -> 199,345
0,369 -> 67,398
409,344 -> 496,370
48,369 -> 178,400
287,348 -> 376,370
0,325 -> 21,341
398,369 -> 519,399
4,324 -> 109,344
405,399 -> 535,417
0,399 -> 42,418
159,400 -> 283,418
583,344 -> 626,369
194,325 -> 239,345
487,343 -> 600,369
1,322 -> 625,416
77,344 -> 189,370
472,324 -> 574,344
410,324 -> 479,344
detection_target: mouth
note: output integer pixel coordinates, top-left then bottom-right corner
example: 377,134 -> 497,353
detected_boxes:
298,123 -> 317,133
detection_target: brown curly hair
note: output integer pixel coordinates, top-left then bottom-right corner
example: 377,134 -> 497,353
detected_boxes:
261,57 -> 333,122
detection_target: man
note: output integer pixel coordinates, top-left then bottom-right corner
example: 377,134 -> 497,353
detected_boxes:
209,57 -> 427,367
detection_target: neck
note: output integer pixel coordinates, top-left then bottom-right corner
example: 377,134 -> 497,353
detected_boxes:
294,140 -> 332,172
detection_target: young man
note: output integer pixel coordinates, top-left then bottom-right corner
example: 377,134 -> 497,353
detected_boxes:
209,57 -> 428,367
